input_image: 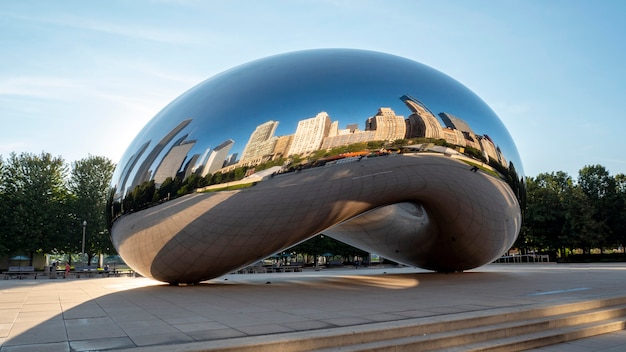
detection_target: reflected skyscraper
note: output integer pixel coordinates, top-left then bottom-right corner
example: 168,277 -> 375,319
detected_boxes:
272,135 -> 293,158
153,140 -> 196,186
115,141 -> 149,199
438,112 -> 481,150
401,95 -> 444,140
129,119 -> 192,191
321,128 -> 375,150
439,112 -> 475,135
201,139 -> 234,176
287,112 -> 332,156
365,108 -> 406,141
241,120 -> 279,163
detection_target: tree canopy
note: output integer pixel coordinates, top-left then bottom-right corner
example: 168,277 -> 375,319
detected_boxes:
519,165 -> 626,258
0,153 -> 115,265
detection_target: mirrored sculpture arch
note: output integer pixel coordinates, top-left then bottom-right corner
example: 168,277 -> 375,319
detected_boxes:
108,49 -> 524,284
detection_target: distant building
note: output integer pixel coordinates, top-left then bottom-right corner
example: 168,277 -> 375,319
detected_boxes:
153,141 -> 196,186
439,112 -> 481,150
345,123 -> 359,132
365,107 -> 406,141
130,119 -> 192,191
240,120 -> 279,163
438,112 -> 475,135
287,112 -> 332,156
272,135 -> 293,158
201,139 -> 234,176
115,140 -> 149,198
224,153 -> 238,167
181,153 -> 200,180
401,95 -> 443,140
478,135 -> 507,166
440,127 -> 466,146
327,120 -> 339,138
321,130 -> 376,149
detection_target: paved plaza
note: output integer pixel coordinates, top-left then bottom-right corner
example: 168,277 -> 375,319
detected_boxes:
1,263 -> 626,351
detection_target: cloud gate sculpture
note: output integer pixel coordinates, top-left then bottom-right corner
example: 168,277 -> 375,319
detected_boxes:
108,49 -> 524,284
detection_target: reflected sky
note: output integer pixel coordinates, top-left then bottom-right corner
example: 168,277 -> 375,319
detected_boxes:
111,49 -> 523,200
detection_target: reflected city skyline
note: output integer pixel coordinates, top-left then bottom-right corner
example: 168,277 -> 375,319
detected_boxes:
111,92 -> 517,208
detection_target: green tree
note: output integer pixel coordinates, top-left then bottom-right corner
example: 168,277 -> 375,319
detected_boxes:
286,234 -> 368,265
0,156 -> 9,254
0,152 -> 69,262
611,174 -> 626,249
520,172 -> 572,256
574,165 -> 616,252
156,177 -> 180,201
563,185 -> 599,253
68,155 -> 116,266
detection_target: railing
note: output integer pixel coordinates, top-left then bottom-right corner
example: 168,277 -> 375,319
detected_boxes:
494,254 -> 550,263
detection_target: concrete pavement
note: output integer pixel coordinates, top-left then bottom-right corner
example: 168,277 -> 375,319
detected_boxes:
1,263 -> 626,351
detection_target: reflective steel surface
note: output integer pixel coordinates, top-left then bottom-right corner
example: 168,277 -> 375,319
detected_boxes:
108,49 -> 524,284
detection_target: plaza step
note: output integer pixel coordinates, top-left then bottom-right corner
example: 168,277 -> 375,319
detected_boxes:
145,295 -> 626,352
308,296 -> 626,352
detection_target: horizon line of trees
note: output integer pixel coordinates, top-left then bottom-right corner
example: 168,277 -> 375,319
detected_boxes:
0,152 -> 115,266
2,148 -> 625,267
518,165 -> 626,258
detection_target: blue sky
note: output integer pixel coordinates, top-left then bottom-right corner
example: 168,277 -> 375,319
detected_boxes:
1,0 -> 625,178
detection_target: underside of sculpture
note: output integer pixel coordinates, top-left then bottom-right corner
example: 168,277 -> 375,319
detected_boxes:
108,49 -> 524,284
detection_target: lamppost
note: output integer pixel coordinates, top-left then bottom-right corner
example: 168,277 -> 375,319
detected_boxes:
82,220 -> 87,268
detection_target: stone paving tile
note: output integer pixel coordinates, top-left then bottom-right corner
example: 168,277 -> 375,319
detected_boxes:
236,323 -> 295,335
70,337 -> 136,352
3,322 -> 66,346
0,341 -> 69,352
61,307 -> 107,320
394,309 -> 439,318
164,316 -> 211,325
64,316 -> 126,341
116,319 -> 180,336
322,316 -> 376,327
246,310 -> 305,324
0,324 -> 10,338
106,309 -> 157,323
301,309 -> 357,320
14,311 -> 62,323
284,319 -> 338,330
361,312 -> 411,322
186,327 -> 246,341
173,321 -> 229,333
129,331 -> 194,347
18,304 -> 61,313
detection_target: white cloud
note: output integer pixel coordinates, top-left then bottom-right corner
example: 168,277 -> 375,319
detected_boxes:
0,76 -> 85,100
3,10 -> 190,44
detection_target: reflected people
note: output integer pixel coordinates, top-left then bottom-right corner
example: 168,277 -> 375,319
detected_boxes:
107,49 -> 524,284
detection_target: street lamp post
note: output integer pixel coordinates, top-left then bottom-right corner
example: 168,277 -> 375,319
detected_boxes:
82,220 -> 87,268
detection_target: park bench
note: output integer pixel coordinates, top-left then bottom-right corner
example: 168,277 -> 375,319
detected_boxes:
2,266 -> 37,280
104,269 -> 136,277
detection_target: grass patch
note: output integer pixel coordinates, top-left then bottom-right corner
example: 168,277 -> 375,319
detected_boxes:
200,182 -> 255,192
